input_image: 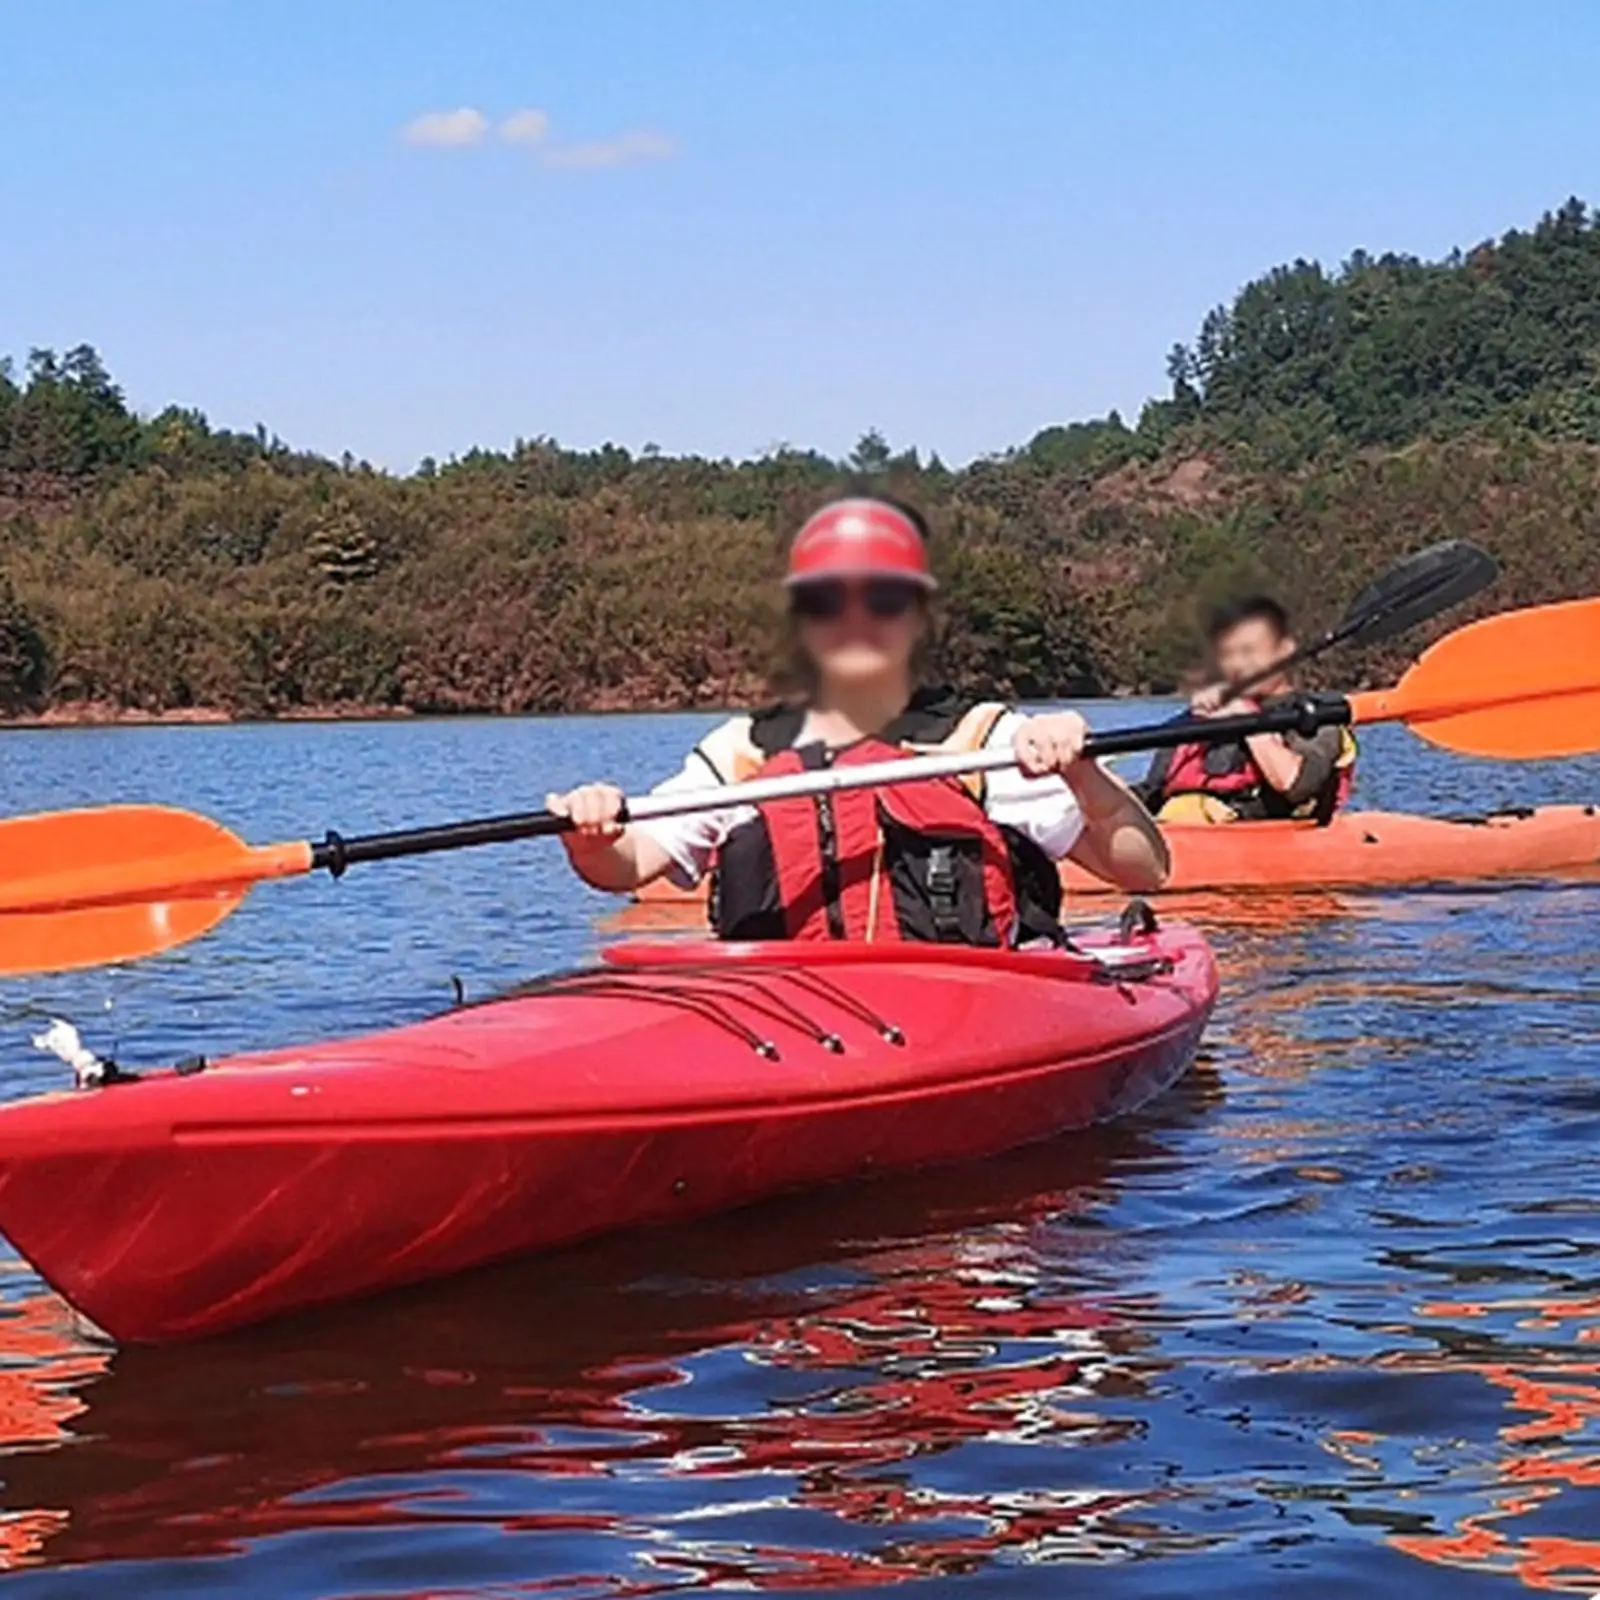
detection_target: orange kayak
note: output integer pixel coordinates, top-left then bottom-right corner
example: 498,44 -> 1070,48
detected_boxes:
1066,803 -> 1600,893
631,804 -> 1600,916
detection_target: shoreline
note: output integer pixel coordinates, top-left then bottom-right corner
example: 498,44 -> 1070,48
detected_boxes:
0,702 -> 418,731
0,686 -> 1160,732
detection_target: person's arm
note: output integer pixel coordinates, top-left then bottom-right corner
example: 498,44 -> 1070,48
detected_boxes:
1203,692 -> 1333,805
1241,731 -> 1305,797
544,783 -> 678,892
547,726 -> 747,894
1240,723 -> 1339,805
1062,759 -> 1171,892
1008,713 -> 1170,893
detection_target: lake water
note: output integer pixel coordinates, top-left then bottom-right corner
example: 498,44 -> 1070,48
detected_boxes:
0,706 -> 1597,1596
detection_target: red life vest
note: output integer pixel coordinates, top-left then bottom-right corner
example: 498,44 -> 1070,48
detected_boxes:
719,737 -> 1021,945
1160,738 -> 1262,801
1156,720 -> 1357,818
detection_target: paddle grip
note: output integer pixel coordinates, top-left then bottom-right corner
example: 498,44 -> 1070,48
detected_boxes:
311,810 -> 573,875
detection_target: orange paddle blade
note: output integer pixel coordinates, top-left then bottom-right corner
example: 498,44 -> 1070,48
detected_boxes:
1349,596 -> 1600,758
0,805 -> 311,977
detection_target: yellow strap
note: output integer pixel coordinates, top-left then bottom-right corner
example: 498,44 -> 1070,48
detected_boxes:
950,702 -> 1008,754
1157,793 -> 1241,825
907,703 -> 1007,801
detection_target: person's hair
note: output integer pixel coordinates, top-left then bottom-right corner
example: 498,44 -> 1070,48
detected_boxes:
1205,594 -> 1290,644
873,493 -> 932,544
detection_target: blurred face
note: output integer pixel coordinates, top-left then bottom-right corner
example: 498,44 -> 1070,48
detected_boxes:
1213,616 -> 1294,690
790,577 -> 926,687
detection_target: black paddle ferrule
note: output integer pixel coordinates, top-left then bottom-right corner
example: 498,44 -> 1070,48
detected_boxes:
315,830 -> 350,878
1291,692 -> 1354,737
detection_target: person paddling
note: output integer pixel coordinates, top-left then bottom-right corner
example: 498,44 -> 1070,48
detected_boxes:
547,496 -> 1169,942
1140,596 -> 1357,824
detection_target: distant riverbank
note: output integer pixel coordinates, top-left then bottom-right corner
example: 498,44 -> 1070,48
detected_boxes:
0,684 -> 1171,732
0,700 -> 417,731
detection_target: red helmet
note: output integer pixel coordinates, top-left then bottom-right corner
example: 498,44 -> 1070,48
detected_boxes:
785,498 -> 936,589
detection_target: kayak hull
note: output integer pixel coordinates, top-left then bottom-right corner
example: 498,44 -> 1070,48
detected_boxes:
0,929 -> 1215,1344
628,805 -> 1600,918
1066,803 -> 1600,893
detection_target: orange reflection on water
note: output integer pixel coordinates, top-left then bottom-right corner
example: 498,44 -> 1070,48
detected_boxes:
0,1294 -> 103,1447
0,1293 -> 109,1571
1378,1294 -> 1600,1595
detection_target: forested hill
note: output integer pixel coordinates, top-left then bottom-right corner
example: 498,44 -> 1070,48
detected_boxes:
2,198 -> 1598,720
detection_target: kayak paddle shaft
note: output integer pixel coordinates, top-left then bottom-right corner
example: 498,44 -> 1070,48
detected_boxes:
308,695 -> 1354,876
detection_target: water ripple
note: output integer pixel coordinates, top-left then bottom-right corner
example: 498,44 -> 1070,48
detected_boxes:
0,713 -> 1595,1594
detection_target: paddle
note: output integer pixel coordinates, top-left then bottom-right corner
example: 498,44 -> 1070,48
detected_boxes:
1228,538 -> 1499,698
0,594 -> 1594,978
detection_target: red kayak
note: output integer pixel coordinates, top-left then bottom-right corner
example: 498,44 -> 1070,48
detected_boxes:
0,926 -> 1215,1343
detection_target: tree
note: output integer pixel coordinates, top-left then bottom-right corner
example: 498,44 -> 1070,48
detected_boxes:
0,575 -> 50,712
1168,199 -> 1600,457
849,428 -> 892,475
308,497 -> 380,587
2,198 -> 1598,720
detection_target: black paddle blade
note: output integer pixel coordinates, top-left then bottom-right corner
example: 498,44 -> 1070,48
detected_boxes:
1336,539 -> 1499,648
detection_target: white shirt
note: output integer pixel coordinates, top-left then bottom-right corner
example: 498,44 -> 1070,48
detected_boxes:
632,709 -> 1085,889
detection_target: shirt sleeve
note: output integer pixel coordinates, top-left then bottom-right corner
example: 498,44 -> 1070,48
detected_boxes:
980,710 -> 1086,861
1280,725 -> 1342,807
628,729 -> 756,889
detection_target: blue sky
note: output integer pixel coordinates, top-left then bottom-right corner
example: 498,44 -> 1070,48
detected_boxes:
6,0 -> 1597,471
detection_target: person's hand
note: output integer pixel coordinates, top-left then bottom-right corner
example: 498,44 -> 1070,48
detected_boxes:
1012,712 -> 1090,778
545,782 -> 627,848
1191,685 -> 1258,719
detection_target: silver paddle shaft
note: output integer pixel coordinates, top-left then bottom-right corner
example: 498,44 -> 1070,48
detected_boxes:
623,746 -> 1027,822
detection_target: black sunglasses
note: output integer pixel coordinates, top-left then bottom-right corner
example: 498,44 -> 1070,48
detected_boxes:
790,578 -> 923,623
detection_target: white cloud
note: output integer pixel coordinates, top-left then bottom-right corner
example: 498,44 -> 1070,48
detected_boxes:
536,130 -> 677,171
400,107 -> 676,171
401,108 -> 488,148
500,108 -> 550,146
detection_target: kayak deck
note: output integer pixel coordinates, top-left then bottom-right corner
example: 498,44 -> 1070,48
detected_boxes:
0,928 -> 1216,1344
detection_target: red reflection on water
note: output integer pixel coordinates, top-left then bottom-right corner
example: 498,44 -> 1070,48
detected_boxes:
0,1114 -> 1214,1585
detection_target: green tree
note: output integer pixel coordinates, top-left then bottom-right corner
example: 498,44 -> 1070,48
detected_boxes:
0,574 -> 51,712
849,428 -> 892,475
3,200 -> 1599,720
